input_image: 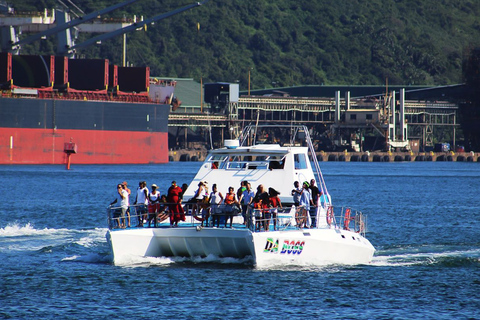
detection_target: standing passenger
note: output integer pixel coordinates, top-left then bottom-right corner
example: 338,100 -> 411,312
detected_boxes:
297,181 -> 313,228
167,181 -> 184,227
224,187 -> 239,228
253,185 -> 269,231
191,181 -> 208,218
134,181 -> 149,227
239,183 -> 255,226
110,184 -> 129,229
309,179 -> 321,228
268,187 -> 282,231
209,184 -> 224,227
122,181 -> 131,227
147,184 -> 161,227
291,181 -> 302,206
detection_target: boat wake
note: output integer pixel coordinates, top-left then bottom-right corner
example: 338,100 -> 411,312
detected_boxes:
372,245 -> 480,267
0,222 -> 108,253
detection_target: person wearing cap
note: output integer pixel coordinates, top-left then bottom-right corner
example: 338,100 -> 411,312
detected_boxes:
147,184 -> 161,227
167,181 -> 184,227
134,181 -> 149,227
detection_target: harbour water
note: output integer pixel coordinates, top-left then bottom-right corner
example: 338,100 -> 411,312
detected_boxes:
1,162 -> 479,319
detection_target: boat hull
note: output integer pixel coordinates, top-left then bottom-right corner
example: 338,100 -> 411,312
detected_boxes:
107,227 -> 255,264
106,226 -> 375,266
0,97 -> 170,164
252,228 -> 375,267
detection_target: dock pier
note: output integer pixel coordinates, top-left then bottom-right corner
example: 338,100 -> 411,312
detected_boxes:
169,150 -> 479,163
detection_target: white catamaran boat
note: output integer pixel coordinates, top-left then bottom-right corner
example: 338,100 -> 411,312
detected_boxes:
106,125 -> 375,266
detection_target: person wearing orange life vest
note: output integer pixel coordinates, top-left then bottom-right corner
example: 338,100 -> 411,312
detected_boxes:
224,186 -> 239,228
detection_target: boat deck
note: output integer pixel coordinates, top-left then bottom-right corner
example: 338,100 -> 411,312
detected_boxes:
107,203 -> 367,235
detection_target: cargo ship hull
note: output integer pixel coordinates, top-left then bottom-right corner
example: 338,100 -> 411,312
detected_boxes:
0,97 -> 170,164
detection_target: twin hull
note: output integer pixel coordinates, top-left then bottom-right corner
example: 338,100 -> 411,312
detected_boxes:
107,227 -> 375,267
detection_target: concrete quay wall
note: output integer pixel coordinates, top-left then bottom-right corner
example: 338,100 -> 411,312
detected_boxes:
169,149 -> 479,163
315,151 -> 479,162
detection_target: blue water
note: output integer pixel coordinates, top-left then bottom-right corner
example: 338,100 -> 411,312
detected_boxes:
1,162 -> 479,319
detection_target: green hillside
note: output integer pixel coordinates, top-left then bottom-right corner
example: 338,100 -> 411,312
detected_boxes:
9,0 -> 480,90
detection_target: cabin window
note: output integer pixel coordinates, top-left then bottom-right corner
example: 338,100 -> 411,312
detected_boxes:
208,155 -> 228,169
350,114 -> 357,120
366,114 -> 373,120
294,154 -> 307,170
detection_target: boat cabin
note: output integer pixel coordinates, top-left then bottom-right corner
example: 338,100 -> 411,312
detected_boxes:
183,144 -> 315,204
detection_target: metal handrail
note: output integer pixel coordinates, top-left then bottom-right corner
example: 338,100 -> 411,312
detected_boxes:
107,203 -> 368,236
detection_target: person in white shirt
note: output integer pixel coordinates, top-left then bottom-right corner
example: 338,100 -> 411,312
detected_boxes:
134,181 -> 149,227
110,183 -> 129,228
209,184 -> 224,227
147,184 -> 161,227
298,181 -> 313,228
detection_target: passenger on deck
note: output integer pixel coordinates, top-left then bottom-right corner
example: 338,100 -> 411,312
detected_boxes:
309,179 -> 321,228
297,181 -> 313,228
180,183 -> 188,220
167,181 -> 184,227
191,181 -> 208,218
237,181 -> 247,200
134,181 -> 149,227
209,183 -> 223,227
157,195 -> 169,223
122,181 -> 131,227
224,186 -> 239,228
110,183 -> 129,229
147,184 -> 161,227
239,182 -> 255,226
291,181 -> 302,206
268,187 -> 282,231
253,185 -> 269,231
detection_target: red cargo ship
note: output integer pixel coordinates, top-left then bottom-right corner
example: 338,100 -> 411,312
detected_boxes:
0,53 -> 175,165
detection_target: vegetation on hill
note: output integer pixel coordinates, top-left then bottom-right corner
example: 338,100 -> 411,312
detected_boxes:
11,0 -> 480,90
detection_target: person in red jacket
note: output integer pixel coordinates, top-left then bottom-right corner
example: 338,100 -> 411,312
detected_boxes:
167,181 -> 184,227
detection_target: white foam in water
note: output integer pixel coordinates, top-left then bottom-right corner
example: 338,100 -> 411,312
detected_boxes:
0,222 -> 108,253
0,222 -> 62,237
371,247 -> 480,267
62,253 -> 111,264
111,253 -> 253,268
113,254 -> 176,267
74,228 -> 109,248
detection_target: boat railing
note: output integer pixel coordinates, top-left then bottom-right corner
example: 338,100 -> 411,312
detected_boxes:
106,203 -> 368,236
